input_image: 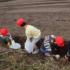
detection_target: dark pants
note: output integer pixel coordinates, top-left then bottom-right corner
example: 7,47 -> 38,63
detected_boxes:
51,43 -> 68,57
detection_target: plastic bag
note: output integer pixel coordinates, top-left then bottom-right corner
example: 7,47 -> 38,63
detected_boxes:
24,39 -> 35,53
10,40 -> 21,49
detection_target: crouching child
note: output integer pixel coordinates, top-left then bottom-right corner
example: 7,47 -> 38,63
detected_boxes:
0,28 -> 21,49
16,18 -> 41,54
40,35 -> 55,56
51,35 -> 66,60
0,28 -> 11,48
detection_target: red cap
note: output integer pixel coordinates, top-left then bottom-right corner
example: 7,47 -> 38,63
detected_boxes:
16,18 -> 25,26
55,36 -> 64,48
0,28 -> 8,36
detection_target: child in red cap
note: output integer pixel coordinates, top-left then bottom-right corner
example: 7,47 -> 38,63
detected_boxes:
16,18 -> 41,54
0,28 -> 21,49
51,35 -> 66,60
0,28 -> 11,48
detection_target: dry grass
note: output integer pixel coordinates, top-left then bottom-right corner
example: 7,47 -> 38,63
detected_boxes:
0,47 -> 70,70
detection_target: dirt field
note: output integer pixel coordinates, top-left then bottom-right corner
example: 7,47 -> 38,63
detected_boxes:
0,0 -> 70,39
0,0 -> 70,70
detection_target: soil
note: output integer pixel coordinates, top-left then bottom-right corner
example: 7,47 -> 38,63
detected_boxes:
0,0 -> 70,40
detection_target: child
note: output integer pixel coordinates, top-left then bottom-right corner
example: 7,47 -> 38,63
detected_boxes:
51,35 -> 66,60
40,35 -> 55,56
40,35 -> 65,60
16,18 -> 41,54
0,28 -> 11,48
0,28 -> 21,49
